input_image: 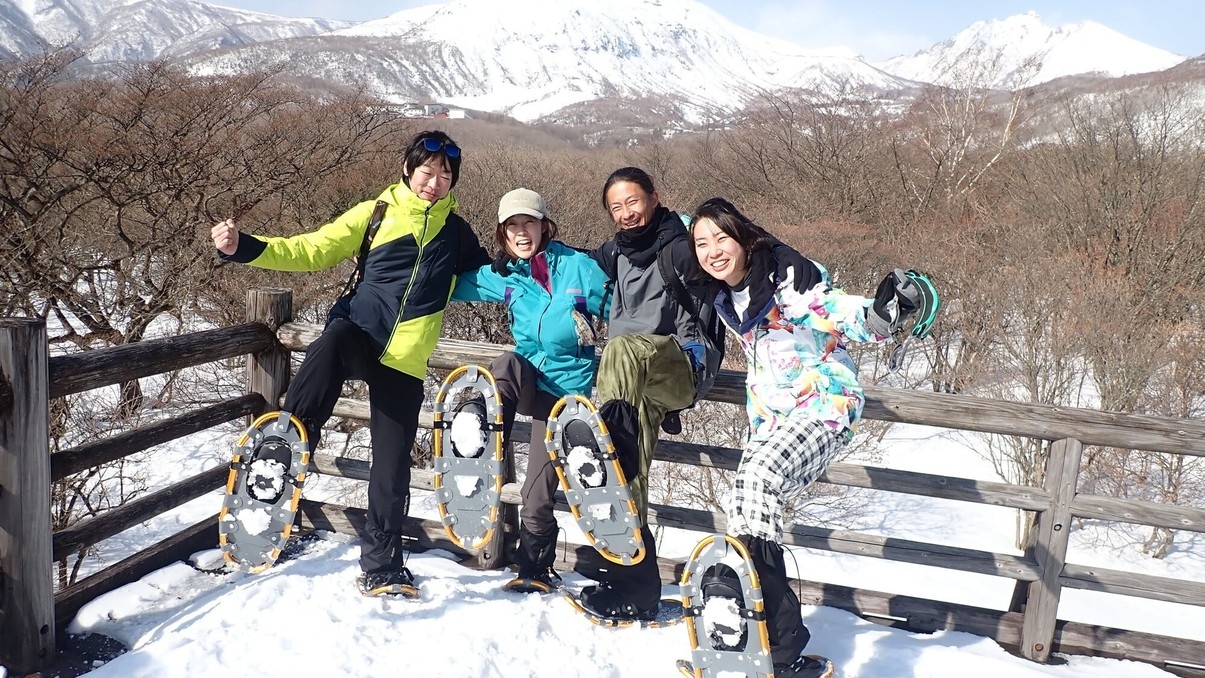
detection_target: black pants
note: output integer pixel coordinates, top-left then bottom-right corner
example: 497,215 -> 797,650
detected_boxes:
282,318 -> 424,574
488,352 -> 559,538
741,535 -> 810,665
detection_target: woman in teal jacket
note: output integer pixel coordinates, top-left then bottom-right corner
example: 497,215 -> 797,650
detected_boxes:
452,188 -> 609,591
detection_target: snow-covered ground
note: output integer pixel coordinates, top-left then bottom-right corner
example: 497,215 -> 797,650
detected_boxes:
62,413 -> 1203,677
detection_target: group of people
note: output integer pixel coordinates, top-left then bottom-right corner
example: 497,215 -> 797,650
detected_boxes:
211,130 -> 921,677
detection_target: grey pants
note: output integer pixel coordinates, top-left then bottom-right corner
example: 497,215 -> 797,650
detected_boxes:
489,352 -> 561,538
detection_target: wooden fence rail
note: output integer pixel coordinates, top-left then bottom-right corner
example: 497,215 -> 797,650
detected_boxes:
4,288 -> 1205,675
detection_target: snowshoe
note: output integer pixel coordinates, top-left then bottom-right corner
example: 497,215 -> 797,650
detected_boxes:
562,585 -> 684,629
356,567 -> 420,599
502,568 -> 563,594
545,394 -> 645,566
676,656 -> 835,677
678,534 -> 774,677
219,411 -> 310,573
432,364 -> 505,550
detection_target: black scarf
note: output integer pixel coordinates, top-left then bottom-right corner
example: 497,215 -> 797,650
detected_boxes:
614,206 -> 683,268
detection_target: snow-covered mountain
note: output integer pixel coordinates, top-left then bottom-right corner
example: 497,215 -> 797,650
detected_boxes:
878,11 -> 1187,89
180,0 -> 913,122
0,0 -> 349,62
0,1 -> 1196,125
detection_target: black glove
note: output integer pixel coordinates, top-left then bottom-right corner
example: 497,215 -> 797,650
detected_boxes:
868,269 -> 921,336
490,253 -> 513,277
770,241 -> 823,294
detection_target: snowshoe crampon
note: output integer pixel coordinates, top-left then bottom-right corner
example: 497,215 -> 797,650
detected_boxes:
546,394 -> 644,565
219,411 -> 310,573
679,534 -> 774,677
432,364 -> 505,550
562,588 -> 684,629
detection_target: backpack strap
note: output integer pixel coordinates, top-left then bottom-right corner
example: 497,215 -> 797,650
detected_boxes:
340,200 -> 389,295
657,243 -> 701,324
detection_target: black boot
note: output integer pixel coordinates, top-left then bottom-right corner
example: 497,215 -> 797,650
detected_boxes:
776,654 -> 835,678
579,525 -> 661,619
513,524 -> 561,589
739,535 -> 810,667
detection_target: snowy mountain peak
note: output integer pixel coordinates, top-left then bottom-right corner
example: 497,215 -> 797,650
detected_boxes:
336,0 -> 853,60
0,0 -> 351,63
878,11 -> 1187,89
223,0 -> 904,122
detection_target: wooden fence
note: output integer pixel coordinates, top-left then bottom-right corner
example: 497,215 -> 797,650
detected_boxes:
2,288 -> 1204,676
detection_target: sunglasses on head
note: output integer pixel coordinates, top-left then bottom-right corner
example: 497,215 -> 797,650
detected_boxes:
421,137 -> 460,158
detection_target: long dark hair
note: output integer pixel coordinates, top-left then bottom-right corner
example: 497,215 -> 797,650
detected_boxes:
690,197 -> 776,253
601,166 -> 656,209
402,130 -> 462,188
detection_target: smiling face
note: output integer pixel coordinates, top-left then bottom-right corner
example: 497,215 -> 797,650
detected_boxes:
502,214 -> 544,260
604,180 -> 659,230
692,216 -> 748,287
405,156 -> 454,202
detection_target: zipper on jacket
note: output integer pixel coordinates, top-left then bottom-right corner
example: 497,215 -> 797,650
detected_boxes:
533,279 -> 554,372
381,205 -> 432,360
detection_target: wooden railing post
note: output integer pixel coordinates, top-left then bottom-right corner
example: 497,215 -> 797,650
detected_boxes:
246,288 -> 293,422
0,319 -> 55,672
477,441 -> 517,569
1020,437 -> 1083,662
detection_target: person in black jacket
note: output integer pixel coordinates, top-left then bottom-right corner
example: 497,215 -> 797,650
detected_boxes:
575,167 -> 724,620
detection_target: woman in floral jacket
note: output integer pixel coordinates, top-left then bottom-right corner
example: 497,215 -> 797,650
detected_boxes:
688,197 -> 921,678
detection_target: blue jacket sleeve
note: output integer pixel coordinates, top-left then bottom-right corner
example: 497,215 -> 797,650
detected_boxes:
451,263 -> 508,303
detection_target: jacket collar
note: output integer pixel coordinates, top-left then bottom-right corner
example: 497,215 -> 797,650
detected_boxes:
714,249 -> 780,334
507,240 -> 564,276
384,183 -> 458,227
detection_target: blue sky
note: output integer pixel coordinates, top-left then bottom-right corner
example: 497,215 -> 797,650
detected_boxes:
214,0 -> 1204,60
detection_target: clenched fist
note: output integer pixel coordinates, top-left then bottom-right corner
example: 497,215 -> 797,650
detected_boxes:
211,218 -> 240,256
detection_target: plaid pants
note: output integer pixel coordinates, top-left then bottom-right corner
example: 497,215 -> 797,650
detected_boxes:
726,415 -> 846,542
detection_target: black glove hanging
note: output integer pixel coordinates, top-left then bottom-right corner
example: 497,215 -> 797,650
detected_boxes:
868,268 -> 921,337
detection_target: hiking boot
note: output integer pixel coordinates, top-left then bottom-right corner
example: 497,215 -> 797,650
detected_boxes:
579,584 -> 658,621
450,395 -> 488,458
562,418 -> 607,488
356,567 -> 417,597
776,654 -> 835,678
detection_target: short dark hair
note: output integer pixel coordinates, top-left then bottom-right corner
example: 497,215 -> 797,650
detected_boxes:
601,166 -> 656,209
402,130 -> 461,188
690,197 -> 775,253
